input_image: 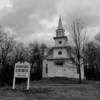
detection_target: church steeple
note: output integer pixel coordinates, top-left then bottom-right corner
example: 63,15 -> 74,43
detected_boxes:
56,16 -> 65,37
57,16 -> 63,29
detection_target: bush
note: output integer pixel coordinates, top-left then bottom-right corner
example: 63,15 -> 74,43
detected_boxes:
0,64 -> 14,86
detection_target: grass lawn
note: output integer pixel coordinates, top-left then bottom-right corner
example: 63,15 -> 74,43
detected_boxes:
0,78 -> 100,100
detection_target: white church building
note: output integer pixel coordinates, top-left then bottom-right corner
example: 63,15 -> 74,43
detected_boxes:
42,17 -> 84,79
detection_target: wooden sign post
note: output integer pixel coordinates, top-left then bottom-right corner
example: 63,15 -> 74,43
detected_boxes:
13,62 -> 31,90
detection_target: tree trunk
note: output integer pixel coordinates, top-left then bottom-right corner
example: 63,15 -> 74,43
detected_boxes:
78,64 -> 82,83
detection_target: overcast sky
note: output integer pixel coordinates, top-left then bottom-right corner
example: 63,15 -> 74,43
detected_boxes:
0,0 -> 100,46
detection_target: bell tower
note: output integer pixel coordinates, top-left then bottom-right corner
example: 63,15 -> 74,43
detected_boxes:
53,17 -> 68,58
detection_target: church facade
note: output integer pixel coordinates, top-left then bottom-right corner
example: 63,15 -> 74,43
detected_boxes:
42,17 -> 84,79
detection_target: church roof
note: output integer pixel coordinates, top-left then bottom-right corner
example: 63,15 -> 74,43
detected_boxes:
57,16 -> 63,29
47,58 -> 71,61
43,46 -> 72,60
53,36 -> 68,40
52,46 -> 71,49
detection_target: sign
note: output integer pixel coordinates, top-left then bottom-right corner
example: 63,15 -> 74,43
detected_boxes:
13,62 -> 31,90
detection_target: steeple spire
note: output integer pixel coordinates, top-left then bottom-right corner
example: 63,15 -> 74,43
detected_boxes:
54,16 -> 68,41
57,16 -> 63,29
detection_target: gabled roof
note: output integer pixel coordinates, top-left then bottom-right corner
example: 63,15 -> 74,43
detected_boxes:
43,46 -> 72,60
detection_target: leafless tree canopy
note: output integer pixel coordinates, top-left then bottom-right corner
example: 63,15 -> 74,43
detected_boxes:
68,18 -> 87,83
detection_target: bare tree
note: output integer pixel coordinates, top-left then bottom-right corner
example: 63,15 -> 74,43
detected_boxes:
0,27 -> 16,86
0,29 -> 15,66
69,18 -> 87,83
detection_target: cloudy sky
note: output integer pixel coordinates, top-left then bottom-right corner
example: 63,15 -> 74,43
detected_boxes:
0,0 -> 100,46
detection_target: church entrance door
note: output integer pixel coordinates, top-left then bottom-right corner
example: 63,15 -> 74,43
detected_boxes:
56,66 -> 63,76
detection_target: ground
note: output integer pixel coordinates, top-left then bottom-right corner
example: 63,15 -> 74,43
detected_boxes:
0,78 -> 100,100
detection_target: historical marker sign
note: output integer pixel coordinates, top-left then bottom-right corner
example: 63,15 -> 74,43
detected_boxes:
13,62 -> 31,90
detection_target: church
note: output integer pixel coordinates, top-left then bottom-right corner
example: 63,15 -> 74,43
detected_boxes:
42,17 -> 84,79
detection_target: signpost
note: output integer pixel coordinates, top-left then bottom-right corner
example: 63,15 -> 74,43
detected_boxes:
13,62 -> 31,90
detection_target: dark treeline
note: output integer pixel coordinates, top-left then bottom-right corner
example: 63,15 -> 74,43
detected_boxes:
0,27 -> 48,86
84,37 -> 100,80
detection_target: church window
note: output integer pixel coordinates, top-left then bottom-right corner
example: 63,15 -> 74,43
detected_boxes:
58,51 -> 62,55
59,41 -> 62,44
57,32 -> 59,37
46,64 -> 48,74
77,66 -> 79,74
58,32 -> 60,37
54,60 -> 64,66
